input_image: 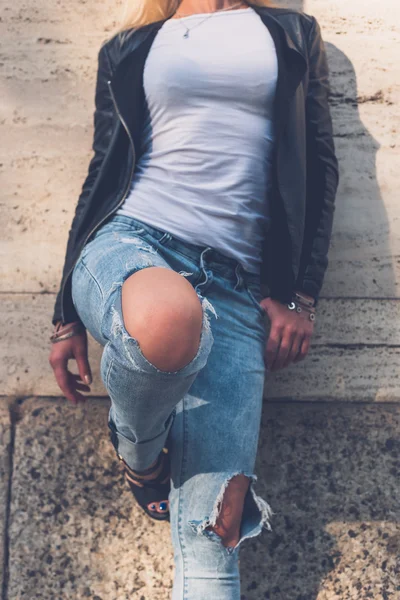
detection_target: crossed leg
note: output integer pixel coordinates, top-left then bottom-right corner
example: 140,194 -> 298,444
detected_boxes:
121,266 -> 252,532
120,266 -> 204,515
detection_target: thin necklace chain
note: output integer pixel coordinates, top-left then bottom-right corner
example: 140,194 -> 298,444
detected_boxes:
173,2 -> 247,38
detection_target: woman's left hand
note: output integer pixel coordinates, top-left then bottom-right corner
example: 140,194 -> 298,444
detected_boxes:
260,297 -> 314,371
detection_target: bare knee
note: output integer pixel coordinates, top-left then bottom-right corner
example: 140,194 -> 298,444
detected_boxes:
121,266 -> 203,371
207,475 -> 250,548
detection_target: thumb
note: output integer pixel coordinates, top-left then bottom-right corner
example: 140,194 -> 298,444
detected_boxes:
75,348 -> 92,385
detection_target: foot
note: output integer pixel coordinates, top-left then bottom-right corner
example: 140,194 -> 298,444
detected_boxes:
122,450 -> 170,517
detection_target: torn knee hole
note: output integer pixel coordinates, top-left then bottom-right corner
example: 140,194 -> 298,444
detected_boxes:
189,473 -> 273,551
205,474 -> 250,547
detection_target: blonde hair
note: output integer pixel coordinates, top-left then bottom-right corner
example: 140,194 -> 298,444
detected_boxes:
118,1 -> 274,32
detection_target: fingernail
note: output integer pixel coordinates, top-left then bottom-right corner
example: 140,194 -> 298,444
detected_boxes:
84,375 -> 92,385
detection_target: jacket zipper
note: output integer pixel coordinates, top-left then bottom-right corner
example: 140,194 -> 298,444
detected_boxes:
60,79 -> 137,322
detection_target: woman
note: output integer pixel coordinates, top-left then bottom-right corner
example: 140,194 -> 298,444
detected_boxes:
49,0 -> 339,597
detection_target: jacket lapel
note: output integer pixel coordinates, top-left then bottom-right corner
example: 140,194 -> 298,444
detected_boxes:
111,21 -> 166,147
249,6 -> 307,141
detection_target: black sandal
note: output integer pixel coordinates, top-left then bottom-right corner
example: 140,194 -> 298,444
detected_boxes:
118,448 -> 171,522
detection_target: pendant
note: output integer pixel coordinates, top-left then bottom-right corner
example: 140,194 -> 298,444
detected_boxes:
183,30 -> 189,38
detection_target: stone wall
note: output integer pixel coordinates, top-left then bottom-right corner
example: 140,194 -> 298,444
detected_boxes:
2,0 -> 400,400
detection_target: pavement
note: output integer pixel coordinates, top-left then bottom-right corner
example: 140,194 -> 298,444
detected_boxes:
1,396 -> 399,599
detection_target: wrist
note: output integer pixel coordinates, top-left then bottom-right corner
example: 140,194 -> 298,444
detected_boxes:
50,321 -> 85,343
288,292 -> 316,322
293,289 -> 316,307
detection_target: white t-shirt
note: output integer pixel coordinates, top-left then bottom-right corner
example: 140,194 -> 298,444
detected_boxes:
118,6 -> 278,274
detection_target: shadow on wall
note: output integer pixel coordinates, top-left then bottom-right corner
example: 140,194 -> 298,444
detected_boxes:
276,0 -> 393,298
324,41 -> 394,298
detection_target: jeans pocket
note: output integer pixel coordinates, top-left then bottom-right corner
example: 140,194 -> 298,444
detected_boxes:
245,282 -> 266,318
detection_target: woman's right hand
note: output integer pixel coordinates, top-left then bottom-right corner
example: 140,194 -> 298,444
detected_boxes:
49,329 -> 92,405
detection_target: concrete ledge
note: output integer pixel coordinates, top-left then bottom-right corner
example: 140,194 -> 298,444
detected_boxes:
6,397 -> 400,599
1,294 -> 400,401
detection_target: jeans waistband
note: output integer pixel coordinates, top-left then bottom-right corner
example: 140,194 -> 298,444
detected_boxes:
105,214 -> 261,287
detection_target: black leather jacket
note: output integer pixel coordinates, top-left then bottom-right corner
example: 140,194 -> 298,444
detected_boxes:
52,4 -> 339,325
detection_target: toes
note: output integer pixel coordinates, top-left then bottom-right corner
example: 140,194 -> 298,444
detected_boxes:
147,501 -> 169,514
158,501 -> 169,513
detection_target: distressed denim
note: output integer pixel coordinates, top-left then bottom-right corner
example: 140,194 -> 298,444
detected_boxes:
71,214 -> 273,600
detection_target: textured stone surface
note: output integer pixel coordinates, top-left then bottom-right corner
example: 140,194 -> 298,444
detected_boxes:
0,294 -> 105,397
242,402 -> 400,600
0,402 -> 11,589
8,398 -> 174,600
2,294 -> 400,401
7,398 -> 400,599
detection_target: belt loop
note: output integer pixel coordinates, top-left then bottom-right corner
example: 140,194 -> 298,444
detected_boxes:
195,247 -> 213,294
159,232 -> 172,245
234,263 -> 244,291
199,246 -> 212,270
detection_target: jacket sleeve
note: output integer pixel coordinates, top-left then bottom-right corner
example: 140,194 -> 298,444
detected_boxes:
295,16 -> 339,304
52,42 -> 115,325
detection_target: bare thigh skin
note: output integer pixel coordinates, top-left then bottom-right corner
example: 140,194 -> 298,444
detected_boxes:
121,267 -> 251,541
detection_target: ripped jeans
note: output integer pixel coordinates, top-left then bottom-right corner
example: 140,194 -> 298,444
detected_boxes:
71,214 -> 272,600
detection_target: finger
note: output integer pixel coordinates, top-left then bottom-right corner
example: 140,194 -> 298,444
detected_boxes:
270,342 -> 292,371
69,374 -> 90,393
293,337 -> 305,362
65,377 -> 88,404
74,382 -> 91,393
265,328 -> 282,370
272,331 -> 295,371
53,363 -> 79,405
294,336 -> 311,363
71,373 -> 85,384
53,361 -> 87,405
75,349 -> 92,386
284,334 -> 303,368
70,372 -> 91,383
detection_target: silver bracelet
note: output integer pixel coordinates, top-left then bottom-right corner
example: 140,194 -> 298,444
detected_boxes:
50,321 -> 85,343
287,301 -> 316,322
50,330 -> 78,343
